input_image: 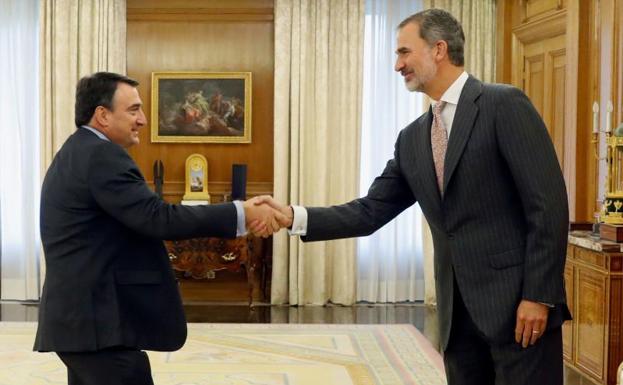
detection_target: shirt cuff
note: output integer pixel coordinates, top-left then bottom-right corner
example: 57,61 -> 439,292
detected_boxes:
538,302 -> 555,308
233,200 -> 246,237
288,205 -> 308,236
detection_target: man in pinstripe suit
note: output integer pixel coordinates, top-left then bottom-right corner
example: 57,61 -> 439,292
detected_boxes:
256,8 -> 570,385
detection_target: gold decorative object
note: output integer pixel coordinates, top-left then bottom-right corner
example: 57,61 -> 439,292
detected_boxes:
594,101 -> 623,224
182,154 -> 210,203
221,252 -> 238,262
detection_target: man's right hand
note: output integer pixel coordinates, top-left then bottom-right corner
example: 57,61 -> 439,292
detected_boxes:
255,196 -> 293,226
243,196 -> 290,238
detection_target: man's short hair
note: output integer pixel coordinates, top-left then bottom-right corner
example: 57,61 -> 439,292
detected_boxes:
75,72 -> 139,128
398,9 -> 465,67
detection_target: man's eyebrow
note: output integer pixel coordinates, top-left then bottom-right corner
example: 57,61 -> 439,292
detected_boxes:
396,47 -> 410,54
127,103 -> 142,110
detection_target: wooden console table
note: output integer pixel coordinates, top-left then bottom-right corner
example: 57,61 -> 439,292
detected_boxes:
164,235 -> 266,305
566,231 -> 623,385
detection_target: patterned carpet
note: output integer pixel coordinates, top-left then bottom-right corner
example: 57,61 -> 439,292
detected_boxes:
0,322 -> 446,385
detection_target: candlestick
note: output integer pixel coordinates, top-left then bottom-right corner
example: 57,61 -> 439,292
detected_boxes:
606,101 -> 613,132
593,101 -> 599,134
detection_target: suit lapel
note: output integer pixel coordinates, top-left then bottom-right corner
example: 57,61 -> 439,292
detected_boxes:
443,77 -> 482,193
416,109 -> 442,207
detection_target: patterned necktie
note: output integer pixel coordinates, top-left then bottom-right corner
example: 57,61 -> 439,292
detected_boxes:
431,101 -> 447,194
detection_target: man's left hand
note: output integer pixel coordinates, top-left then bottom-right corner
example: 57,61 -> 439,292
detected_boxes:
514,300 -> 549,348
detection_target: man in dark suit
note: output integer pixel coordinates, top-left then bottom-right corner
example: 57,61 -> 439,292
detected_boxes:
34,72 -> 285,385
256,9 -> 570,385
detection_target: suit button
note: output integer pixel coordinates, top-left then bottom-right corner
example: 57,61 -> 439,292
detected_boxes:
448,233 -> 454,239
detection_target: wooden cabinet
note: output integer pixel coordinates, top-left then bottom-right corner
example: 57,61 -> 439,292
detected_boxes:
566,232 -> 623,385
563,252 -> 574,361
164,235 -> 267,305
576,266 -> 608,380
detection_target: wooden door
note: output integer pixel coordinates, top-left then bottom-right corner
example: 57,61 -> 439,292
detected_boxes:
506,2 -> 582,220
523,34 -> 567,165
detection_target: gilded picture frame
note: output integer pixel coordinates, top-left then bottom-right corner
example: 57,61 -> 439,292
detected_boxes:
151,72 -> 252,143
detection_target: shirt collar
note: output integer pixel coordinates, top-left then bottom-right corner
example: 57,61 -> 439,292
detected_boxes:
81,125 -> 110,142
432,71 -> 469,107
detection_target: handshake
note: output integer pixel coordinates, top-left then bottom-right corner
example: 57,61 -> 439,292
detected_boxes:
242,196 -> 293,238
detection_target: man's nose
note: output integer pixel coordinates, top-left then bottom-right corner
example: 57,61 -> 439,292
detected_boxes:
394,59 -> 404,72
137,110 -> 147,126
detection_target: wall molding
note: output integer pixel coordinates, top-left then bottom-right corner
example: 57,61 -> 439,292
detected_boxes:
147,181 -> 274,202
513,9 -> 567,44
127,8 -> 273,22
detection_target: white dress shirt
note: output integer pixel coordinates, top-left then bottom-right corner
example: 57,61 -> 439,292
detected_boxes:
434,71 -> 469,137
288,71 -> 469,236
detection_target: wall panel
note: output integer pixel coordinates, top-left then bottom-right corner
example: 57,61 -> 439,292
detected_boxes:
126,0 -> 274,203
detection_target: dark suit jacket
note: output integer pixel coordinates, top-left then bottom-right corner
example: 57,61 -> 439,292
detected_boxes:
34,128 -> 237,353
302,76 -> 571,349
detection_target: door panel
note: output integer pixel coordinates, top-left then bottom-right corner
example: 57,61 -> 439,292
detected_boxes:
562,260 -> 574,361
523,34 -> 567,166
575,267 -> 606,382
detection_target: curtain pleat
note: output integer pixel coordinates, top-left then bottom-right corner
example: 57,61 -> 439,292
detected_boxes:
272,0 -> 365,305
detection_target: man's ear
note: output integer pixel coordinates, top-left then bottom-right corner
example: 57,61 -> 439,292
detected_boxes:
434,40 -> 449,62
93,106 -> 110,127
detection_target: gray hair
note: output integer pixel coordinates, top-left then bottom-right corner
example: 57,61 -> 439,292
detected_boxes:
398,9 -> 465,67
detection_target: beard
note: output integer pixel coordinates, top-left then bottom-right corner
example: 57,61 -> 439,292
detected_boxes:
404,60 -> 437,92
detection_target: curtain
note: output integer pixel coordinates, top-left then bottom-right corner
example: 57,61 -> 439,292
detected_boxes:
38,0 -> 126,290
272,0 -> 365,305
0,0 -> 41,300
40,0 -> 127,172
424,0 -> 496,82
357,0 -> 426,303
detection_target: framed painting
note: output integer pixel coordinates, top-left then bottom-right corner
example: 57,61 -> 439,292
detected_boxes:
151,71 -> 252,143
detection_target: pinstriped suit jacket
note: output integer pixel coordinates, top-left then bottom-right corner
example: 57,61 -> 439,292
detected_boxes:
302,76 -> 571,349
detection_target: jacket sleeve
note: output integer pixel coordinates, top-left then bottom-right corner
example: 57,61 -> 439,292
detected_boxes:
87,142 -> 237,240
302,130 -> 416,242
495,86 -> 569,304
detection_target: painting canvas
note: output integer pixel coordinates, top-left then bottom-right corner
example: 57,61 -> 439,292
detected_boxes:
190,169 -> 204,192
151,72 -> 252,143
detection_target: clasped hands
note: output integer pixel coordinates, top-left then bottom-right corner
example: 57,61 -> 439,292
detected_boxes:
242,196 -> 292,237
